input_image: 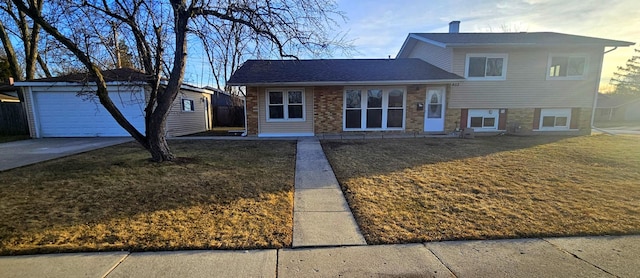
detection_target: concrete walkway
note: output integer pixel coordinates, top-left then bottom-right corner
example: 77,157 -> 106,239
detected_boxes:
1,235 -> 638,277
292,137 -> 367,247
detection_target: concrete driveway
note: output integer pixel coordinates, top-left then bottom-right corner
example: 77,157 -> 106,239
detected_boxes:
0,137 -> 132,172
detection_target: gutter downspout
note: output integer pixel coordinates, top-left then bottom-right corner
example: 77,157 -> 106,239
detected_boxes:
591,47 -> 618,130
241,86 -> 248,137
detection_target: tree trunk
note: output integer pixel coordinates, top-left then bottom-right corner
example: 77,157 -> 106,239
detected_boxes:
148,131 -> 174,162
146,105 -> 174,162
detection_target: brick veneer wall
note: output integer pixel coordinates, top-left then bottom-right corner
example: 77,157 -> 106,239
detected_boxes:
577,108 -> 592,134
444,108 -> 461,133
506,108 -> 535,134
245,87 -> 259,135
405,86 -> 425,132
313,86 -> 343,134
507,108 -> 592,135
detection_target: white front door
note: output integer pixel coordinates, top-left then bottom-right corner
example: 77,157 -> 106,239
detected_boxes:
424,87 -> 446,132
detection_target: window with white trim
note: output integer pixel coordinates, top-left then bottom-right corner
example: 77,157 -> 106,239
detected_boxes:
539,108 -> 571,130
182,99 -> 195,112
344,88 -> 405,130
266,89 -> 304,121
465,54 -> 508,80
468,109 -> 499,130
547,55 -> 587,79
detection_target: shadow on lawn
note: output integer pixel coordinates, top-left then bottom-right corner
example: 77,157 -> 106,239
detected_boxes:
0,140 -> 296,255
321,135 -> 571,179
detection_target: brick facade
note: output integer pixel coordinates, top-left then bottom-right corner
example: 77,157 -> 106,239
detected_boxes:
247,85 -> 593,136
313,86 -> 343,134
245,87 -> 259,135
444,107 -> 461,133
505,108 -> 535,134
405,86 -> 425,132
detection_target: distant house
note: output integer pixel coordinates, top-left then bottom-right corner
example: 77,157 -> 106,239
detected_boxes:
14,68 -> 213,138
228,21 -> 634,137
595,93 -> 640,122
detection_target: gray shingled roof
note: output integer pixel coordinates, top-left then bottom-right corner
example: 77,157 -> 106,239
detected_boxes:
227,59 -> 463,86
409,32 -> 634,47
24,68 -> 153,83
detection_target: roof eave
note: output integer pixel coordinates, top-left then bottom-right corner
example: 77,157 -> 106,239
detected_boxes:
13,81 -> 149,87
228,79 -> 464,87
445,42 -> 635,47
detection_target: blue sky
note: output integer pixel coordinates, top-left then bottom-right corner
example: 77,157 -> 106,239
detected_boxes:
335,0 -> 639,91
185,0 -> 640,91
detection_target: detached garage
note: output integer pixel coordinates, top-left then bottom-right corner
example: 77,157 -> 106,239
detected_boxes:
16,68 -> 213,138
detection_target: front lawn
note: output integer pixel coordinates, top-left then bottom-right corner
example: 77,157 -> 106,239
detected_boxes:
322,135 -> 640,244
0,140 -> 296,255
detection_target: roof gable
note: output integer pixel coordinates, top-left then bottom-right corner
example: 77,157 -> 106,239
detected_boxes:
227,59 -> 463,86
398,32 -> 634,58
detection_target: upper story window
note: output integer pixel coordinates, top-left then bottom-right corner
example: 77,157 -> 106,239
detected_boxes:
547,55 -> 587,80
266,89 -> 305,121
465,54 -> 508,80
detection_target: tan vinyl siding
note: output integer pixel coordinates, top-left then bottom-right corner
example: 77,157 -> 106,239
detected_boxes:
406,42 -> 453,72
449,46 -> 603,108
258,87 -> 314,136
166,90 -> 211,137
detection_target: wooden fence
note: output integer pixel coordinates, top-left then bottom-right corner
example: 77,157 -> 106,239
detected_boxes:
0,102 -> 29,135
213,105 -> 245,127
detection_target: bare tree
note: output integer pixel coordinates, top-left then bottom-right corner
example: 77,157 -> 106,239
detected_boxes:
12,0 -> 347,161
610,48 -> 640,96
0,0 -> 49,80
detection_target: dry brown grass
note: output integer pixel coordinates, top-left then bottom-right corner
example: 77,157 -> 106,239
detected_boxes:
0,140 -> 296,255
322,135 -> 640,244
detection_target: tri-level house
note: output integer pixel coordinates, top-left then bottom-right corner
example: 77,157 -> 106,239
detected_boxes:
228,21 -> 634,137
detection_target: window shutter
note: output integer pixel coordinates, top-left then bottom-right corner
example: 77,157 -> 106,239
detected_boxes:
533,108 -> 541,129
570,108 -> 580,129
498,109 -> 507,130
460,109 -> 468,129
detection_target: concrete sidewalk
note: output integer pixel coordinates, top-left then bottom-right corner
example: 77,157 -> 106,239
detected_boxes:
1,235 -> 638,277
292,137 -> 366,247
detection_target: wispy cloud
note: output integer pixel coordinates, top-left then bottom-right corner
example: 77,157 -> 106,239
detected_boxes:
336,0 -> 640,88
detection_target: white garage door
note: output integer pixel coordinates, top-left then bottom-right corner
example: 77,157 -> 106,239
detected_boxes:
33,89 -> 146,137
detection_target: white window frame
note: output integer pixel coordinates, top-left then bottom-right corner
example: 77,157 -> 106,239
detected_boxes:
343,87 -> 406,131
181,98 -> 195,112
465,53 -> 508,80
467,109 -> 500,131
546,54 -> 588,80
538,108 -> 572,130
265,89 -> 305,122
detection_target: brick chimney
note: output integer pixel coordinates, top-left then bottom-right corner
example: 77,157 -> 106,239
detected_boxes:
449,21 -> 460,33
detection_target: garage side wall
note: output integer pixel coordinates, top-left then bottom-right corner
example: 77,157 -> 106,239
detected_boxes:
166,90 -> 212,137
